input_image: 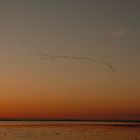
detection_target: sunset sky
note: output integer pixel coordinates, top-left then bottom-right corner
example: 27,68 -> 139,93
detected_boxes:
0,0 -> 140,120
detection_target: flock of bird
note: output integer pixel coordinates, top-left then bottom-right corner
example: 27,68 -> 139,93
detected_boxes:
22,43 -> 116,74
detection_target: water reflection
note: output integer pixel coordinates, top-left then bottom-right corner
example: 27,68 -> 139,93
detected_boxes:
0,121 -> 139,140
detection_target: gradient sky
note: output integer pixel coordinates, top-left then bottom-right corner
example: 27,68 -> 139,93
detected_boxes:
0,0 -> 140,120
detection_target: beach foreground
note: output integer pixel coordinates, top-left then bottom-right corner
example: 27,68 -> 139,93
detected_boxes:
0,121 -> 139,140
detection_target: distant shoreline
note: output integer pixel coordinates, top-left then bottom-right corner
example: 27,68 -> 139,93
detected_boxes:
0,121 -> 139,128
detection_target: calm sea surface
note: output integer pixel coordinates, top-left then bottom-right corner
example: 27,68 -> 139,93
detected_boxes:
0,121 -> 139,140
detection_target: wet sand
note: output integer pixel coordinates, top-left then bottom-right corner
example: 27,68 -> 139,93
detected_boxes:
0,121 -> 139,140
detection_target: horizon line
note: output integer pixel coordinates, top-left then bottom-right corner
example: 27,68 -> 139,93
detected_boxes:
0,119 -> 139,122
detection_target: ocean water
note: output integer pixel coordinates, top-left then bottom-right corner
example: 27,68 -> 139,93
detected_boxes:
0,121 -> 139,140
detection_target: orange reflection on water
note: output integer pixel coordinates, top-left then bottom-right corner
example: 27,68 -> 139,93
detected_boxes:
0,121 -> 139,140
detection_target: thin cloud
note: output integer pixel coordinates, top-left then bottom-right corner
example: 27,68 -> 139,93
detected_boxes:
111,27 -> 131,38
